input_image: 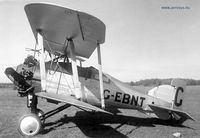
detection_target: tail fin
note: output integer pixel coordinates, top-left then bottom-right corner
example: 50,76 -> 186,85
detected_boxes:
171,79 -> 186,110
147,79 -> 195,122
148,79 -> 186,110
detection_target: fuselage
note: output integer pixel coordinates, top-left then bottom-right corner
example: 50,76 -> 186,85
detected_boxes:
7,61 -> 171,115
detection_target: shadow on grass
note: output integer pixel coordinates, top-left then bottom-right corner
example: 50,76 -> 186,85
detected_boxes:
40,111 -> 192,137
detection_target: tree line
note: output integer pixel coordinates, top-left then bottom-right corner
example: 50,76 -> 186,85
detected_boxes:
129,79 -> 200,86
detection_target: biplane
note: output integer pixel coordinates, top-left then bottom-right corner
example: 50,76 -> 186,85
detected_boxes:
5,3 -> 194,136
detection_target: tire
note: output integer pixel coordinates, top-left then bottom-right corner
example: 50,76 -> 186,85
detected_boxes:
18,114 -> 41,136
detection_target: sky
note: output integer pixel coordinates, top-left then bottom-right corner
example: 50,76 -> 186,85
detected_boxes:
0,0 -> 200,82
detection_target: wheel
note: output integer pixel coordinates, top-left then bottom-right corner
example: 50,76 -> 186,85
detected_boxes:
18,114 -> 41,136
35,108 -> 45,124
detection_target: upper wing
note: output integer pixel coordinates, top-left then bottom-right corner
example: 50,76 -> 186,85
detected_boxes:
35,92 -> 111,114
24,3 -> 106,58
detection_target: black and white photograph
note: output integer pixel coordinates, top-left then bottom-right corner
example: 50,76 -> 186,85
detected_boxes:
0,0 -> 200,137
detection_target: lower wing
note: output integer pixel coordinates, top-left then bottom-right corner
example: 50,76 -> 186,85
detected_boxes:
35,92 -> 112,114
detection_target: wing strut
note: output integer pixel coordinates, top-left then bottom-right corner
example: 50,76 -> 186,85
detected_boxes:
37,31 -> 46,91
97,43 -> 105,109
68,39 -> 82,99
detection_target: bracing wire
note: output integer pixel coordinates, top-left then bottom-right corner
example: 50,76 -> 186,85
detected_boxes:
47,37 -> 69,75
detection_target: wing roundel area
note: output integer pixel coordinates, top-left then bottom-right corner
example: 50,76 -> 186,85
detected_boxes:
24,3 -> 106,58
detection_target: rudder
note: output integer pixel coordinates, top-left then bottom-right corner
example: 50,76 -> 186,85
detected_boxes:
171,79 -> 186,110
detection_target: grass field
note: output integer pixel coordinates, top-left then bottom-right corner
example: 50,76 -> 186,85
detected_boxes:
0,86 -> 200,138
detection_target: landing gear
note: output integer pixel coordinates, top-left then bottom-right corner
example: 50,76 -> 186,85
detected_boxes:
17,89 -> 71,136
18,114 -> 41,136
18,91 -> 44,136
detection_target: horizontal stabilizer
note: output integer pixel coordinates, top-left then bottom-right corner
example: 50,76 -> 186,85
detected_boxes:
36,92 -> 111,114
149,104 -> 195,121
